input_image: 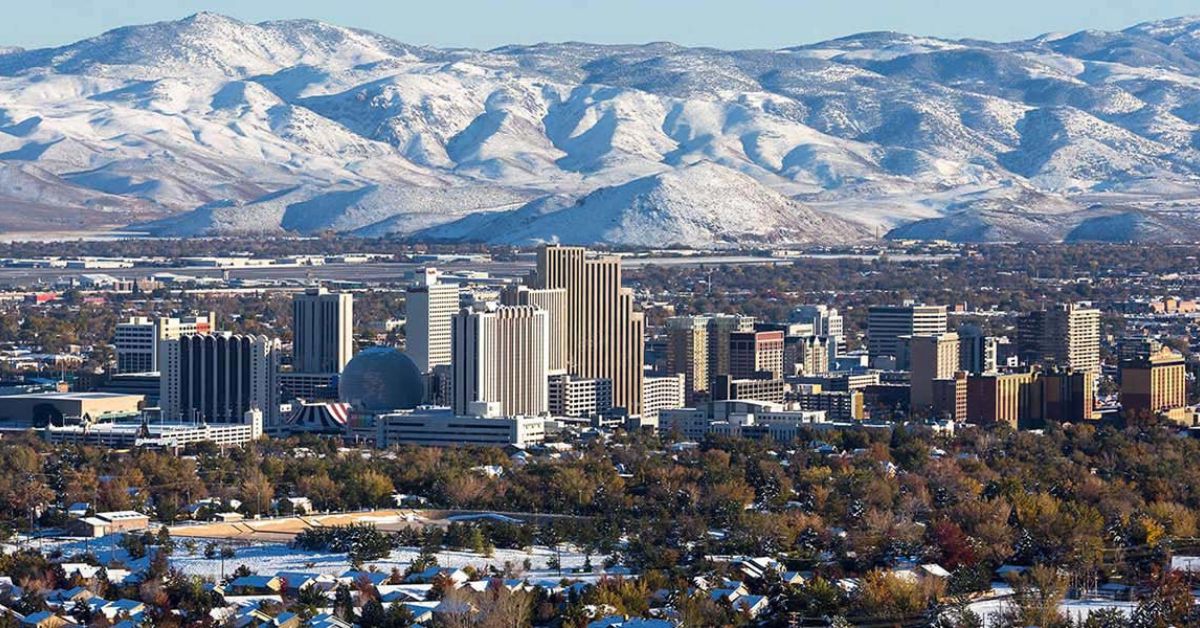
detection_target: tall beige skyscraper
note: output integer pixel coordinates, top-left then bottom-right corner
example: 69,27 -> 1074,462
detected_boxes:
666,316 -> 710,403
500,285 -> 568,374
532,245 -> 645,415
292,287 -> 354,374
1018,303 -> 1101,373
909,332 -> 961,411
406,269 -> 460,373
451,305 -> 549,417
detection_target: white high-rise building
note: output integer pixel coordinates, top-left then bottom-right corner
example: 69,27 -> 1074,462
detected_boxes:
792,304 -> 845,360
501,285 -> 568,374
451,305 -> 549,417
160,333 -> 280,427
114,313 -> 215,374
792,305 -> 844,338
406,269 -> 460,373
641,374 -> 686,425
292,287 -> 354,374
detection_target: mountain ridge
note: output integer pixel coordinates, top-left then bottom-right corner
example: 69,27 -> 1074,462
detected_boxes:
3,13 -> 1200,243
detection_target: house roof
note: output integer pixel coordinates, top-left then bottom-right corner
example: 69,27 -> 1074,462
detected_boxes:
229,575 -> 278,588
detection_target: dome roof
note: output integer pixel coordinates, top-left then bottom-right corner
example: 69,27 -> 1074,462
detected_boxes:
338,347 -> 424,413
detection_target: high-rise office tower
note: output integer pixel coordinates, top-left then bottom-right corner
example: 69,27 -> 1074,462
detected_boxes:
500,285 -> 568,374
931,372 -> 968,421
160,333 -> 280,426
665,316 -> 710,403
792,304 -> 845,357
406,269 -> 460,373
867,305 -> 947,368
909,332 -> 961,410
706,314 -> 755,384
1017,303 -> 1101,373
1118,336 -> 1163,361
531,245 -> 645,414
1040,367 -> 1097,423
957,323 -> 999,375
729,330 -> 785,379
966,371 -> 1038,428
792,305 -> 844,338
785,335 -> 832,376
452,305 -> 549,417
114,313 -> 215,374
1121,347 -> 1188,423
292,287 -> 354,374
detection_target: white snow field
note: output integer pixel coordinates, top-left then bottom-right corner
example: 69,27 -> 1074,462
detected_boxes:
4,13 -> 1200,241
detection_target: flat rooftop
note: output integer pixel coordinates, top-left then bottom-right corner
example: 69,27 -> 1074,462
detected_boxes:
0,392 -> 143,401
48,421 -> 250,436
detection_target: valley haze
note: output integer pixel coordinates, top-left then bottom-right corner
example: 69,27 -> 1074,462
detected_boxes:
2,13 -> 1200,244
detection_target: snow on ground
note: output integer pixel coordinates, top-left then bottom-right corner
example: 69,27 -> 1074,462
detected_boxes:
20,533 -> 602,581
169,543 -> 598,580
966,583 -> 1137,624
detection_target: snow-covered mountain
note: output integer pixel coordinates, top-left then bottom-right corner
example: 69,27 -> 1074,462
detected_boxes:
413,162 -> 870,246
4,13 -> 1200,243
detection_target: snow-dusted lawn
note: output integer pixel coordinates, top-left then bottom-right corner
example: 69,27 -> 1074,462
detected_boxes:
169,543 -> 599,580
20,533 -> 605,581
966,583 -> 1137,624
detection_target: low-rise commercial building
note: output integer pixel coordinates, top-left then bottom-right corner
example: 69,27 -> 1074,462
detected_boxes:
794,386 -> 865,421
46,411 -> 264,448
712,375 -> 787,404
0,392 -> 143,428
548,374 -> 612,418
69,511 -> 150,538
661,400 -> 829,442
641,374 -> 685,425
372,407 -> 545,448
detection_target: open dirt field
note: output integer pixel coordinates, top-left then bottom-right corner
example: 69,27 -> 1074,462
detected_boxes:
168,509 -> 575,542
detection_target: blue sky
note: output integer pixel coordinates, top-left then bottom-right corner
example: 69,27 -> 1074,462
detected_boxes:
4,1 -> 1199,50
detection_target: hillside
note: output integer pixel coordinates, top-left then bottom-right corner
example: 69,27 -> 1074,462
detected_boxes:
3,13 -> 1200,243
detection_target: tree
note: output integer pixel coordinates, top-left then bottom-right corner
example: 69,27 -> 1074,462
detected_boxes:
231,564 -> 254,579
1131,569 -> 1195,628
334,584 -> 355,622
155,527 -> 175,555
999,565 -> 1070,628
241,468 -> 274,516
853,570 -> 939,623
353,469 -> 395,508
1084,607 -> 1130,628
118,533 -> 146,560
360,600 -> 387,626
293,584 -> 329,620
